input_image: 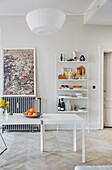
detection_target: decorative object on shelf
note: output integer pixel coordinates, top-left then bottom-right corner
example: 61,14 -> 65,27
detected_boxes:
63,68 -> 72,73
65,100 -> 71,111
62,68 -> 72,79
0,99 -> 9,116
79,65 -> 86,79
77,67 -> 81,79
75,93 -> 83,98
58,74 -> 66,79
78,106 -> 86,111
71,72 -> 76,79
69,86 -> 73,89
73,105 -> 77,111
79,66 -> 86,75
67,58 -> 74,61
60,53 -> 63,61
26,8 -> 66,35
82,68 -> 85,79
61,85 -> 69,88
73,86 -> 83,88
73,51 -> 77,61
80,55 -> 85,61
3,48 -> 36,96
65,72 -> 71,79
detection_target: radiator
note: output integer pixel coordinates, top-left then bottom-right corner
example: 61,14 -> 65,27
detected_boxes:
1,97 -> 41,132
2,97 -> 34,113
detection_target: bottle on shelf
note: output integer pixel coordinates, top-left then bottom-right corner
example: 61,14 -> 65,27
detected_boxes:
58,99 -> 61,111
60,53 -> 63,61
73,51 -> 77,61
64,54 -> 66,61
61,98 -> 65,111
65,100 -> 71,111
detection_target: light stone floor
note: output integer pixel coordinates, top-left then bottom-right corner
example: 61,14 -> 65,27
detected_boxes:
0,129 -> 112,170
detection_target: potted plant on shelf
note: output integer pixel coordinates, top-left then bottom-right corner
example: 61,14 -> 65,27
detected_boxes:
0,99 -> 9,115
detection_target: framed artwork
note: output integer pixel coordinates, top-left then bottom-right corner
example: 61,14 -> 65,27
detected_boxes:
3,48 -> 36,96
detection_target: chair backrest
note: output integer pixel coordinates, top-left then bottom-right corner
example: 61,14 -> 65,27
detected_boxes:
75,166 -> 112,170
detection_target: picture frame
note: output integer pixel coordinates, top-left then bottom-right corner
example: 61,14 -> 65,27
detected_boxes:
3,48 -> 36,97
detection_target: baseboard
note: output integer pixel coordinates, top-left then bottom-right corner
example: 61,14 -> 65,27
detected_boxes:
104,122 -> 112,127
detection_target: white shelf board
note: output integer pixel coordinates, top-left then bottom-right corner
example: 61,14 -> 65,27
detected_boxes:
58,110 -> 88,113
57,61 -> 88,63
57,89 -> 88,92
57,79 -> 88,81
57,96 -> 88,99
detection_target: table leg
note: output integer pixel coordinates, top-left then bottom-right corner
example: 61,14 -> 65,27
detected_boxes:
40,120 -> 45,152
73,124 -> 77,152
82,123 -> 85,163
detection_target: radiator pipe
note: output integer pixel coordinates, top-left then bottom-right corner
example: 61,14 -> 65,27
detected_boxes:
38,97 -> 41,113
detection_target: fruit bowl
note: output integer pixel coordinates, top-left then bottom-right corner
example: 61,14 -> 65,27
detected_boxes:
24,112 -> 42,118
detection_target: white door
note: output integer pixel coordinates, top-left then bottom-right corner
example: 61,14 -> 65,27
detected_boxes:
104,53 -> 112,127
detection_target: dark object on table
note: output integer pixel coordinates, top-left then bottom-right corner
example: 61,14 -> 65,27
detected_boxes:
80,55 -> 85,61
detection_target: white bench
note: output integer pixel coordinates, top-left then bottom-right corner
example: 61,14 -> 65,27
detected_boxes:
75,166 -> 112,170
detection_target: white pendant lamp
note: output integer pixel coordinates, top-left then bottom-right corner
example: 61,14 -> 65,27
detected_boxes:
26,8 -> 66,35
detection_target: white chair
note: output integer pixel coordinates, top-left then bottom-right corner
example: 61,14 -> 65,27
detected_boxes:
75,166 -> 112,170
0,126 -> 7,155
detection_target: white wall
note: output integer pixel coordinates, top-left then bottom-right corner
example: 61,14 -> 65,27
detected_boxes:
0,15 -> 112,129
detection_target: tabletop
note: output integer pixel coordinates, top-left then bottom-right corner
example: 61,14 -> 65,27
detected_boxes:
41,113 -> 84,124
0,113 -> 84,125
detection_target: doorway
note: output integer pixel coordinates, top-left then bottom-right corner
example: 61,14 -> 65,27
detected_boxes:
99,47 -> 112,129
104,52 -> 112,127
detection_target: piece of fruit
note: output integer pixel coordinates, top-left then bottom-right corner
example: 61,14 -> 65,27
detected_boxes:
33,112 -> 37,116
28,112 -> 33,115
9,111 -> 13,115
24,110 -> 30,115
30,108 -> 35,113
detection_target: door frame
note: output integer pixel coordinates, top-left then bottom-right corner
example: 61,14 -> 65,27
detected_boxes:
99,46 -> 112,129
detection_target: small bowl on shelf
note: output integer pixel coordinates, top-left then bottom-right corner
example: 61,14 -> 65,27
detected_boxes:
75,93 -> 83,97
78,106 -> 86,112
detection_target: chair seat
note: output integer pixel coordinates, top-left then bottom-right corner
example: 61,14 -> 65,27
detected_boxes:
75,166 -> 112,170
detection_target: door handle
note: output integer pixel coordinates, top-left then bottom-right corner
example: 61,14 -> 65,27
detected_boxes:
104,91 -> 106,92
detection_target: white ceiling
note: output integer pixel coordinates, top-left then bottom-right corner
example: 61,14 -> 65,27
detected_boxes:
0,0 -> 94,16
0,0 -> 111,25
85,0 -> 112,25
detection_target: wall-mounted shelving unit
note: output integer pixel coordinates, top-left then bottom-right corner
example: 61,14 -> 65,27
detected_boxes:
56,55 -> 89,127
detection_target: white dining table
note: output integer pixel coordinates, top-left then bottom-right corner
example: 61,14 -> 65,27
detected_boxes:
0,113 -> 85,163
